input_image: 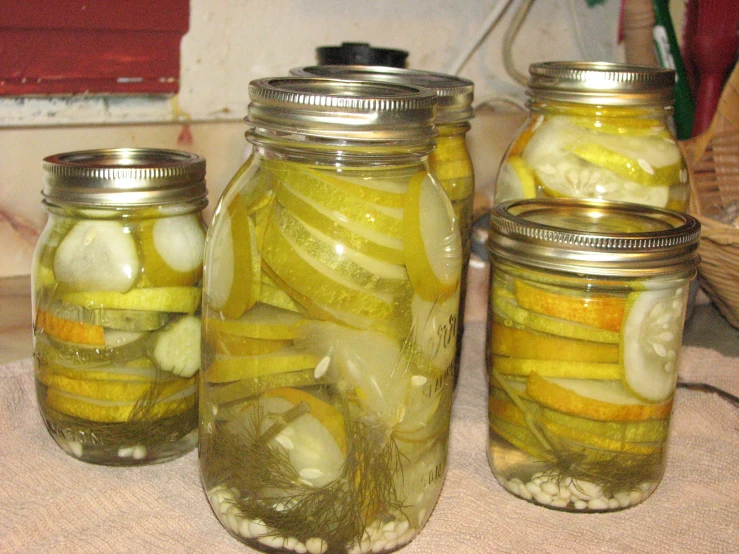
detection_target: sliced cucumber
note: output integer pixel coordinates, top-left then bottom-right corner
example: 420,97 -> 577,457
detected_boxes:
403,172 -> 462,302
45,301 -> 168,331
522,117 -> 671,208
37,331 -> 148,366
149,315 -> 202,378
139,214 -> 205,286
61,287 -> 201,314
53,220 -> 141,293
494,155 -> 537,204
209,367 -> 325,405
621,287 -> 686,402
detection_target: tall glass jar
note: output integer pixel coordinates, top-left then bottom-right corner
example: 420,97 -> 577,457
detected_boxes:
494,62 -> 690,211
33,148 -> 207,465
290,65 -> 474,388
486,198 -> 700,512
200,77 -> 462,553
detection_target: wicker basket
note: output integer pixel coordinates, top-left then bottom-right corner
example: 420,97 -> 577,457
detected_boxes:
680,61 -> 739,329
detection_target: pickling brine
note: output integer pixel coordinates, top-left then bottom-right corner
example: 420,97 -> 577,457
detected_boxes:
485,199 -> 700,512
200,77 -> 460,553
494,62 -> 690,212
33,149 -> 207,465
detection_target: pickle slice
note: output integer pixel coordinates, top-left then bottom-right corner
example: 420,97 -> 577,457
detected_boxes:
61,287 -> 201,314
489,387 -> 670,444
204,194 -> 261,319
272,165 -> 404,238
620,288 -> 686,402
277,205 -> 409,295
204,303 -> 305,340
490,321 -> 620,362
525,372 -> 673,422
206,349 -> 321,383
492,290 -> 620,344
38,356 -> 162,382
53,220 -> 141,293
139,214 -> 205,287
494,155 -> 537,204
43,301 -> 169,332
403,172 -> 462,302
149,315 -> 201,378
513,280 -> 626,333
46,385 -> 196,423
489,396 -> 660,455
36,308 -> 105,345
261,217 -> 397,321
492,355 -> 621,380
209,367 -> 325,405
273,177 -> 405,265
36,332 -> 149,366
41,371 -> 194,402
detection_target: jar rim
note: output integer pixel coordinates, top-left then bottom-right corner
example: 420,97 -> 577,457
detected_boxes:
527,61 -> 676,106
289,65 -> 474,124
487,198 -> 700,277
246,77 -> 438,148
42,148 -> 208,207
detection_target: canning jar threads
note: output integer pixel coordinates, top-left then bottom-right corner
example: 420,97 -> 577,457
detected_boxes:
32,148 -> 208,466
200,77 -> 461,552
494,61 -> 690,212
486,198 -> 700,512
289,65 -> 475,388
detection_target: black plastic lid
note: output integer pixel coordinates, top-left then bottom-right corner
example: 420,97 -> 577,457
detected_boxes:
316,42 -> 408,68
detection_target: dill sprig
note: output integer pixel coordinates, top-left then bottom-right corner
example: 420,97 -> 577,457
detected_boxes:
536,439 -> 665,496
493,369 -> 665,495
39,370 -> 197,447
207,399 -> 405,551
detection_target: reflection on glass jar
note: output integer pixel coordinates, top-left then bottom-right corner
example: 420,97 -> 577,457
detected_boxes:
32,148 -> 208,465
200,77 -> 461,553
486,199 -> 700,512
494,62 -> 690,212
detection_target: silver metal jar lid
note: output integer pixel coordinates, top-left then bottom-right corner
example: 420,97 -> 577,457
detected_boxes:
487,198 -> 700,278
289,65 -> 474,124
246,77 -> 438,148
527,61 -> 676,106
42,148 -> 207,208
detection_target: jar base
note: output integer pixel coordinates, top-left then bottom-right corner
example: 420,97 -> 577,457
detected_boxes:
207,485 -> 420,554
487,442 -> 660,513
40,405 -> 198,466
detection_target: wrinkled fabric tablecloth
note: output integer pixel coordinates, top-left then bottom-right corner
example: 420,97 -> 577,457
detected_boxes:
1,322 -> 737,554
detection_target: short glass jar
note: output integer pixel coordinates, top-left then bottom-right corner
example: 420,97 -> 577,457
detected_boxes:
290,65 -> 475,385
200,77 -> 462,553
494,62 -> 690,212
486,198 -> 700,512
32,148 -> 208,465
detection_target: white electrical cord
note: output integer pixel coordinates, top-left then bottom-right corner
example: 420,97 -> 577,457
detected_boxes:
502,0 -> 536,86
447,0 -> 515,75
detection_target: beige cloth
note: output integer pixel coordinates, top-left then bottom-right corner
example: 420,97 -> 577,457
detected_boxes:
1,322 -> 738,553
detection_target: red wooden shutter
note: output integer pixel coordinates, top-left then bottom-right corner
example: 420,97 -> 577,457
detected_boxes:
0,0 -> 189,95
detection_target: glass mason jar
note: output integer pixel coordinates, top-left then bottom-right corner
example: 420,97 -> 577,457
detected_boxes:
486,198 -> 700,512
494,62 -> 690,212
32,148 -> 208,465
200,77 -> 462,553
290,65 -> 475,387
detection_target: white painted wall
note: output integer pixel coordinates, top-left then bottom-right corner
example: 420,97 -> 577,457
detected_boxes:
0,0 -> 623,276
